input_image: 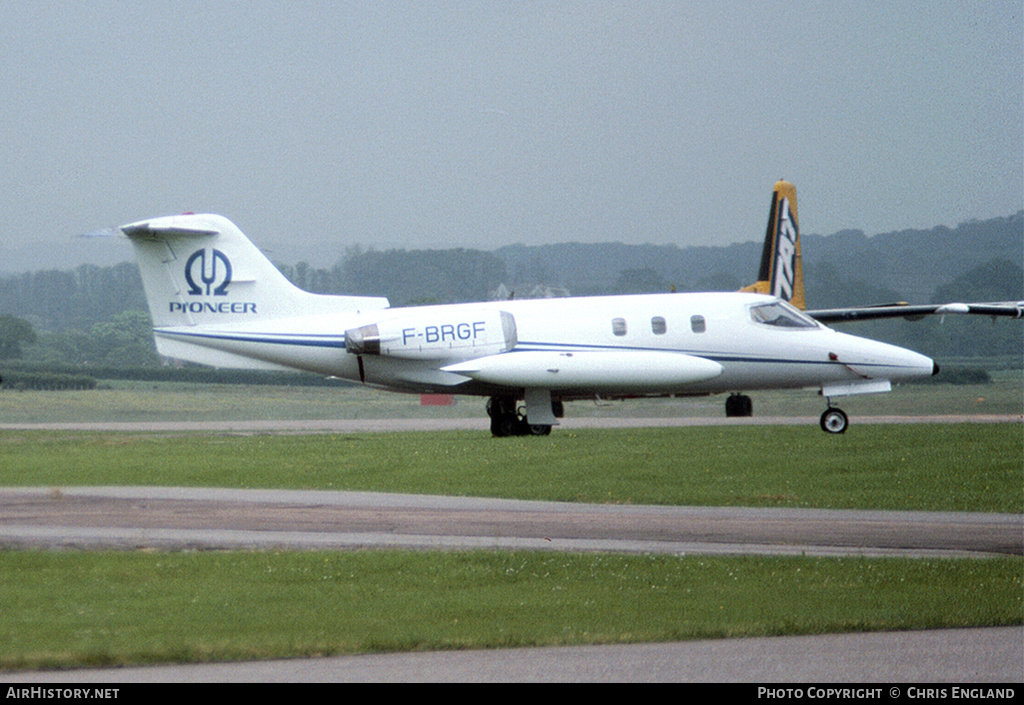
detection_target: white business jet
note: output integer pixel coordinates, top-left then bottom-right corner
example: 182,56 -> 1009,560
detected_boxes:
121,181 -> 1021,436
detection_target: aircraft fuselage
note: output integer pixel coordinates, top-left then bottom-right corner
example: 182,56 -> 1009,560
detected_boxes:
152,291 -> 936,400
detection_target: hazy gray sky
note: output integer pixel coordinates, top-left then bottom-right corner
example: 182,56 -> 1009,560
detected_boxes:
1,1 -> 1021,266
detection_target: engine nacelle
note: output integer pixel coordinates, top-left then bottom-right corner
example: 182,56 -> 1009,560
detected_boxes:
345,309 -> 517,361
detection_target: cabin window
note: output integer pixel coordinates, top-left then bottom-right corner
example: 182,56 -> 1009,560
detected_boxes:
612,317 -> 627,336
651,316 -> 667,335
749,301 -> 818,329
690,315 -> 706,333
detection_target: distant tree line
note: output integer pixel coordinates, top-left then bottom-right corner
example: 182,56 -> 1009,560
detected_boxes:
277,246 -> 510,306
806,258 -> 1023,359
0,262 -> 147,333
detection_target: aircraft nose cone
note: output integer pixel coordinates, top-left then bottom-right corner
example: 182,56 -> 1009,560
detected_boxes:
933,361 -> 940,377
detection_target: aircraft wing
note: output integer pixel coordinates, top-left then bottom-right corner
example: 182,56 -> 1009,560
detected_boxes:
807,301 -> 1024,323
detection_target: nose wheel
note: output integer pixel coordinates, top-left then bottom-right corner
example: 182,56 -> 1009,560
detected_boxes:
819,406 -> 848,434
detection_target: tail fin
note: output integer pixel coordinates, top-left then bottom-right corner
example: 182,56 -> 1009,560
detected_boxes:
740,180 -> 805,309
121,213 -> 388,329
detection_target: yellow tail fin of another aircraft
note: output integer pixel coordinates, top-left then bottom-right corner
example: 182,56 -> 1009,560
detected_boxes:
741,180 -> 805,309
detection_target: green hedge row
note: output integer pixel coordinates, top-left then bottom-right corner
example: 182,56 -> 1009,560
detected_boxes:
0,362 -> 354,388
911,366 -> 991,385
0,372 -> 97,391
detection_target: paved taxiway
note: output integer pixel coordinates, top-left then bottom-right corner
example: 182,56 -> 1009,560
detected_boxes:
1,486 -> 1020,558
2,627 -> 1020,682
1,413 -> 1020,434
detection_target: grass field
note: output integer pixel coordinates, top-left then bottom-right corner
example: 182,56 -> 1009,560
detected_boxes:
0,378 -> 1020,671
0,551 -> 1019,671
0,424 -> 1021,512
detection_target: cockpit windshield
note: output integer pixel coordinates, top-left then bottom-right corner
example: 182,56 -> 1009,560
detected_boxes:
749,301 -> 819,329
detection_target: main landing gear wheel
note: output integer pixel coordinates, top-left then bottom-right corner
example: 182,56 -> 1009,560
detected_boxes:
525,422 -> 552,436
487,396 -> 517,437
819,407 -> 848,434
487,396 -> 552,437
725,393 -> 753,418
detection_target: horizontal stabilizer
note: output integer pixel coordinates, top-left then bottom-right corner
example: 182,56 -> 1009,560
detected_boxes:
121,218 -> 219,238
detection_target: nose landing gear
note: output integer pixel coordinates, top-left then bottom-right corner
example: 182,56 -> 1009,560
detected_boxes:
819,406 -> 848,434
